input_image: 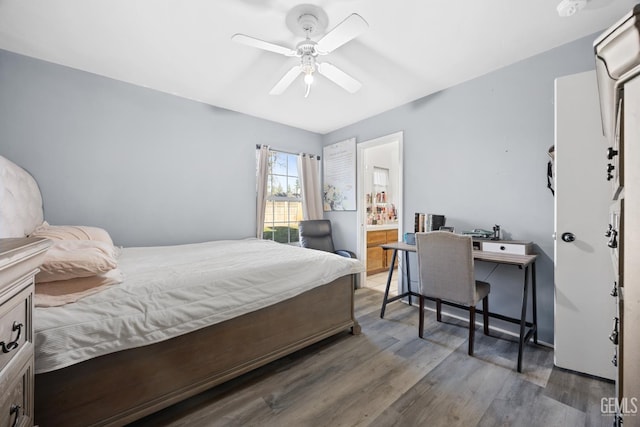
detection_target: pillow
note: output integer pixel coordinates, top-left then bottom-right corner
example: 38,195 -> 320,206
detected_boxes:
35,268 -> 124,307
29,221 -> 114,245
36,240 -> 119,283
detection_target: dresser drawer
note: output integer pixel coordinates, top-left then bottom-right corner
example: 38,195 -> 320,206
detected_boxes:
0,280 -> 33,375
0,356 -> 34,427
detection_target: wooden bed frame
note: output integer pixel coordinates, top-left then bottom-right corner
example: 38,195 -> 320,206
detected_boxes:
35,274 -> 359,426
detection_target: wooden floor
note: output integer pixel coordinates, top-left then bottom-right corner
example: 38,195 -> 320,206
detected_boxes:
129,279 -> 615,427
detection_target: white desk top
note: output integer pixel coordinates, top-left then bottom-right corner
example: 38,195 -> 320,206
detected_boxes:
380,241 -> 538,267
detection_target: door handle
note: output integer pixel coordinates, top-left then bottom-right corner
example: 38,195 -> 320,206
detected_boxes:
561,232 -> 575,242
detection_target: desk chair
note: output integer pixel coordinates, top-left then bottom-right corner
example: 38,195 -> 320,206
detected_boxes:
416,231 -> 490,356
298,220 -> 356,259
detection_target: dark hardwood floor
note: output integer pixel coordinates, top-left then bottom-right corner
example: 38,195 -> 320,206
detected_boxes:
129,288 -> 615,427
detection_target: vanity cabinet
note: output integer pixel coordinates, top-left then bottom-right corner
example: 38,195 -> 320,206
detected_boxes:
366,229 -> 398,275
0,238 -> 50,427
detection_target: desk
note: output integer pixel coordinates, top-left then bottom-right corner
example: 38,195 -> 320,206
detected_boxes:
379,241 -> 538,373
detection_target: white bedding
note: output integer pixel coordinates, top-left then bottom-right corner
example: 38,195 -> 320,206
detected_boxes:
34,238 -> 364,374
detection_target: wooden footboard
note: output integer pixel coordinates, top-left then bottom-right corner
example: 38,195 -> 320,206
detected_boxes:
34,275 -> 359,427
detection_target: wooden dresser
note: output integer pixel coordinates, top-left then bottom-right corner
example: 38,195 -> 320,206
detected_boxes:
0,238 -> 50,427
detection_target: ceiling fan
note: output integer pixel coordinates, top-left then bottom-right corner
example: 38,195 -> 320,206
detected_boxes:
232,4 -> 368,98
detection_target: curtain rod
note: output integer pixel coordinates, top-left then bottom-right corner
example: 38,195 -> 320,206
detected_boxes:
255,144 -> 320,160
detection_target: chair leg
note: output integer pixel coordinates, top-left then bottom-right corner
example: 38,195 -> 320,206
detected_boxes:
436,299 -> 442,322
469,305 -> 476,356
482,296 -> 490,336
419,295 -> 425,338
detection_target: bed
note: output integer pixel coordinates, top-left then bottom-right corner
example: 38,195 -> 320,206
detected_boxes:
0,155 -> 363,426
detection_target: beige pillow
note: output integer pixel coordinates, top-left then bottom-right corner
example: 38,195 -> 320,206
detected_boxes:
29,221 -> 114,245
36,240 -> 119,283
35,268 -> 124,307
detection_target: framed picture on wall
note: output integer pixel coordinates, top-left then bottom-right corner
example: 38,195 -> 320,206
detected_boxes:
323,138 -> 356,211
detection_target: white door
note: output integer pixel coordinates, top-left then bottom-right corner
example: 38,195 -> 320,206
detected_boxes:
554,70 -> 615,380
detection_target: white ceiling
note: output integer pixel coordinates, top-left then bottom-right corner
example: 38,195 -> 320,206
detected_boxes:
0,0 -> 635,134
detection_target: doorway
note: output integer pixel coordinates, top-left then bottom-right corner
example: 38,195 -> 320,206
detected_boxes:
356,131 -> 404,289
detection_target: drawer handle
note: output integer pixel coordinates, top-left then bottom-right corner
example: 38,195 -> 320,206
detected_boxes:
605,224 -> 613,238
608,230 -> 618,249
0,322 -> 23,354
609,317 -> 619,345
10,404 -> 21,427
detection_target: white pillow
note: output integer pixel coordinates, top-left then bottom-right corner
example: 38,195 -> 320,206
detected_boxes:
36,240 -> 119,283
29,221 -> 114,245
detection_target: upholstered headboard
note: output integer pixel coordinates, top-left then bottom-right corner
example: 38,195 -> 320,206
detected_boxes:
0,155 -> 44,238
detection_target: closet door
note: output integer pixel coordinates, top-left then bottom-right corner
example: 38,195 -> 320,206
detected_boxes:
554,70 -> 615,380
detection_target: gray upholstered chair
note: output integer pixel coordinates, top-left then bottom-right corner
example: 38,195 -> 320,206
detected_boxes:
298,220 -> 356,259
415,231 -> 490,356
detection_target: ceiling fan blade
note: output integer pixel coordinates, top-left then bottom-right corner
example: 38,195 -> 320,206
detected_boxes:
270,65 -> 302,95
317,62 -> 362,93
316,13 -> 368,54
231,33 -> 296,56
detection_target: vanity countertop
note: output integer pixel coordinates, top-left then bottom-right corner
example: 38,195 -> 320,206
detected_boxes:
366,223 -> 399,231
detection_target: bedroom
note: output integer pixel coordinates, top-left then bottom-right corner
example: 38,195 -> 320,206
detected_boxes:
0,1 -> 638,426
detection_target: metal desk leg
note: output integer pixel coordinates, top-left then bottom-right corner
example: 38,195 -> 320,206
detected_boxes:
380,249 -> 398,318
405,250 -> 412,306
517,265 -> 530,373
531,261 -> 538,344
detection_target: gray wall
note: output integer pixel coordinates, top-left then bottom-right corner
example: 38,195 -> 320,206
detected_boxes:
0,49 -> 322,247
323,33 -> 600,344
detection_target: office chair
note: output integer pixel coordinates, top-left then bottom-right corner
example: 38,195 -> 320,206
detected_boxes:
415,231 -> 490,356
298,220 -> 356,259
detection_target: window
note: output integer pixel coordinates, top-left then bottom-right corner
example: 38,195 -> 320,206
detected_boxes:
262,150 -> 302,244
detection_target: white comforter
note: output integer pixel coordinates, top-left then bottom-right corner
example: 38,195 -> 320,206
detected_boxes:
34,238 -> 364,374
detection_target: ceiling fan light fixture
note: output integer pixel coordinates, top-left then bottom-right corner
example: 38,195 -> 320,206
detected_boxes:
304,72 -> 314,85
303,62 -> 314,98
301,53 -> 316,86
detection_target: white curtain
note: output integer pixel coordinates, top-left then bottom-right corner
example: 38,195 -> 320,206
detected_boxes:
256,145 -> 270,238
298,154 -> 323,220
